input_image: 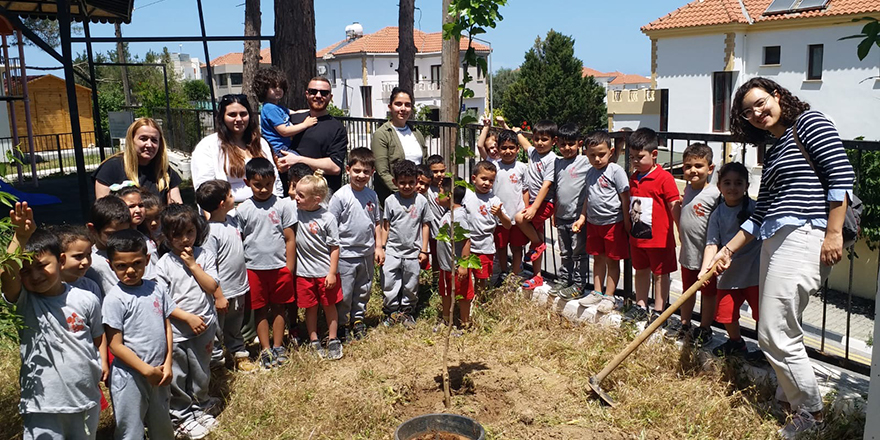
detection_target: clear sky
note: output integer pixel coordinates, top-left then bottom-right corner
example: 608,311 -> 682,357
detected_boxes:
24,0 -> 688,77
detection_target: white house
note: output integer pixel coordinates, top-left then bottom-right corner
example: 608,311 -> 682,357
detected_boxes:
170,52 -> 201,81
200,48 -> 271,99
584,67 -> 658,130
316,24 -> 491,119
642,0 -> 880,166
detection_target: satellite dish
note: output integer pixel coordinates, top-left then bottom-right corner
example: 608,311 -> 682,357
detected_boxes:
317,65 -> 327,75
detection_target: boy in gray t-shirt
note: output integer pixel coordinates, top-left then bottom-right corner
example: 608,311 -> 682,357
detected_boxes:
329,148 -> 384,341
1,208 -> 104,440
436,183 -> 475,327
551,124 -> 590,298
464,161 -> 511,296
85,195 -> 134,298
380,160 -> 433,327
102,230 -> 176,440
196,179 -> 258,373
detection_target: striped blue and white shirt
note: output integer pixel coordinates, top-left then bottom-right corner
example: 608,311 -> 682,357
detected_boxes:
741,111 -> 854,240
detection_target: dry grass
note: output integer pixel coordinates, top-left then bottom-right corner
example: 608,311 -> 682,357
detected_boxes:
0,279 -> 864,439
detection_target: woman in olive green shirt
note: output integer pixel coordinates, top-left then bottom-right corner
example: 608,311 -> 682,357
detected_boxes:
371,87 -> 428,204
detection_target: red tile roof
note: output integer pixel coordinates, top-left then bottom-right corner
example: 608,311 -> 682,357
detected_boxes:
316,26 -> 491,58
204,48 -> 272,67
643,0 -> 880,32
582,67 -> 621,78
608,73 -> 652,85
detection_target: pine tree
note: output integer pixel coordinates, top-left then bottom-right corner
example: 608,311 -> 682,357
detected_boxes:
503,30 -> 606,133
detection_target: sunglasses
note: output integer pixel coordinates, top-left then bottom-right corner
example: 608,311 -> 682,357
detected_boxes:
307,88 -> 331,97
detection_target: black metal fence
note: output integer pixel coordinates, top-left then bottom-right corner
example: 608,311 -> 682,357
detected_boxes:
0,131 -> 117,181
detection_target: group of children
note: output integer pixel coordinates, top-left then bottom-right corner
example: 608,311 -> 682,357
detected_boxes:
3,116 -> 763,439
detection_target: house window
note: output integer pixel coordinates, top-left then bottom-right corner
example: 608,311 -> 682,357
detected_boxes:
430,65 -> 441,85
413,66 -> 420,84
477,58 -> 484,80
763,46 -> 781,65
712,71 -> 733,132
331,69 -> 337,84
360,85 -> 373,117
218,74 -> 228,87
230,73 -> 243,86
808,44 -> 823,80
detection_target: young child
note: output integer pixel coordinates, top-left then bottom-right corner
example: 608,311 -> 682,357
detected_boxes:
196,179 -> 258,373
288,163 -> 314,198
514,121 -> 558,289
574,131 -> 630,311
676,143 -> 720,343
2,203 -> 104,439
416,164 -> 432,196
491,129 -> 528,279
239,157 -> 297,368
465,160 -> 511,296
255,66 -> 316,159
329,148 -> 383,342
622,127 -> 681,324
284,162 -> 312,340
112,184 -> 158,281
138,190 -> 163,241
102,229 -> 176,440
86,196 -> 133,297
425,155 -> 448,275
294,170 -> 343,359
50,224 -> 101,296
436,180 -> 474,327
381,160 -> 433,327
551,124 -> 590,299
702,162 -> 760,357
155,204 -> 224,438
477,117 -> 503,162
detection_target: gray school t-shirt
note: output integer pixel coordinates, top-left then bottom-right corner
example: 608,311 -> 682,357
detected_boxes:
384,193 -> 433,258
555,155 -> 591,221
237,195 -> 297,270
493,159 -> 527,224
426,185 -> 448,237
85,245 -> 116,298
71,276 -> 102,300
142,231 -> 158,281
155,247 -> 219,342
437,207 -> 471,273
585,163 -> 630,226
706,198 -> 761,290
328,184 -> 381,259
203,217 -> 248,299
679,184 -> 721,270
102,279 -> 176,369
295,207 -> 340,278
463,191 -> 507,255
525,148 -> 557,203
5,284 -> 103,414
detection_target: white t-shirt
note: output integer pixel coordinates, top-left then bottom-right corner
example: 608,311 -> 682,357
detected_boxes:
394,125 -> 423,164
190,133 -> 284,203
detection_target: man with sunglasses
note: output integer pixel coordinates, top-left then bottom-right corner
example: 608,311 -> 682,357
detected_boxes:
277,77 -> 348,191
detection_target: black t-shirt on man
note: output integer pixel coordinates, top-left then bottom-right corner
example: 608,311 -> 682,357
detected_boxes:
289,113 -> 348,191
92,155 -> 182,202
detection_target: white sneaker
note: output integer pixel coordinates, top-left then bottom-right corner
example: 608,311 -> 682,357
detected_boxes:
778,408 -> 820,439
196,413 -> 220,431
596,297 -> 616,314
200,397 -> 222,416
175,418 -> 209,440
578,291 -> 604,307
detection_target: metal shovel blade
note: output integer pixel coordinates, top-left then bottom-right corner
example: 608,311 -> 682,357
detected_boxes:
588,376 -> 616,407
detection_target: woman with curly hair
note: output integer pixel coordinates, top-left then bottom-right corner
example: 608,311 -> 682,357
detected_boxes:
706,77 -> 854,438
191,94 -> 283,202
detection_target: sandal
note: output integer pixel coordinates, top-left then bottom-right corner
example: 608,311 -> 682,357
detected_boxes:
521,275 -> 544,290
524,243 -> 547,262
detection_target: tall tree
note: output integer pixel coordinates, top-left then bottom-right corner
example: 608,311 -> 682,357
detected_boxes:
398,0 -> 416,92
503,30 -> 606,133
439,0 -> 460,154
274,0 -> 316,110
242,0 -> 261,109
490,67 -> 519,112
115,23 -> 132,107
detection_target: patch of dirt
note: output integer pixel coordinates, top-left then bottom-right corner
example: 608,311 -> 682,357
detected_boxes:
409,432 -> 471,440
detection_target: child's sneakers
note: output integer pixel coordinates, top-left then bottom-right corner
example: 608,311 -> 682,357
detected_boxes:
326,338 -> 343,360
258,349 -> 275,370
352,320 -> 367,340
308,340 -> 326,359
196,413 -> 219,431
622,305 -> 649,323
234,354 -> 259,373
272,346 -> 290,366
549,281 -> 571,297
712,338 -> 748,357
382,313 -> 399,327
400,314 -> 417,330
691,326 -> 714,347
664,321 -> 691,341
521,275 -> 543,290
175,418 -> 209,440
778,408 -> 822,439
596,296 -> 616,314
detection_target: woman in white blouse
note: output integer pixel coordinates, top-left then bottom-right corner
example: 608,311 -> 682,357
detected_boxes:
191,94 -> 283,202
371,87 -> 428,204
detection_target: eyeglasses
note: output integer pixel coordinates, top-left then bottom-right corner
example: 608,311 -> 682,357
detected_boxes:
740,90 -> 776,120
307,88 -> 331,97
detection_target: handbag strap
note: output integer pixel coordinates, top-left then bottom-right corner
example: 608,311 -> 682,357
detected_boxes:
791,119 -> 830,193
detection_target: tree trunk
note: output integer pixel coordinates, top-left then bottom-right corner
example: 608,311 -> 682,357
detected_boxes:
115,23 -> 132,107
242,0 -> 261,110
440,0 -> 460,156
398,0 -> 416,93
274,0 -> 316,110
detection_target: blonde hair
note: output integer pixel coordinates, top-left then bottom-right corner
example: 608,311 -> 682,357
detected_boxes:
297,169 -> 329,200
115,118 -> 171,192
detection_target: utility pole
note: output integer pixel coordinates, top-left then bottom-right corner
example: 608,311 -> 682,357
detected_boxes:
439,0 -> 460,157
115,23 -> 132,107
398,0 -> 415,92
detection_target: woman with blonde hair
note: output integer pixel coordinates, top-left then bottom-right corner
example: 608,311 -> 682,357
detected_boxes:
93,118 -> 183,204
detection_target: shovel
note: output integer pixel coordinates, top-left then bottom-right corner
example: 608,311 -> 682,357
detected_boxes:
588,262 -> 718,407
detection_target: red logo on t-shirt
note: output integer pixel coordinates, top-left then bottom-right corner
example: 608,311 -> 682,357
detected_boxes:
366,202 -> 375,213
536,162 -> 544,173
568,166 -> 578,179
66,312 -> 85,332
408,204 -> 417,219
693,203 -> 706,217
509,174 -> 519,184
598,175 -> 610,189
479,204 -> 488,216
309,221 -> 319,234
268,210 -> 281,225
153,296 -> 163,316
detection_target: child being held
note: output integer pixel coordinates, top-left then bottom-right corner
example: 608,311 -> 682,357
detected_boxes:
294,170 -> 343,360
112,183 -> 157,280
155,204 -> 225,438
477,116 -> 507,162
575,130 -> 630,312
102,229 -> 176,439
255,66 -> 316,161
2,203 -> 104,440
329,148 -> 384,342
465,160 -> 511,296
702,162 -> 761,358
491,129 -> 528,278
436,179 -> 475,328
86,196 -> 133,297
551,124 -> 590,299
196,179 -> 258,373
380,160 -> 433,328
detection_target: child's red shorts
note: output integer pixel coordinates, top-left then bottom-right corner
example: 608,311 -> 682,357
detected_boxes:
680,266 -> 717,297
439,269 -> 474,301
494,225 -> 529,248
296,276 -> 342,308
630,246 -> 677,275
522,201 -> 554,234
586,222 -> 629,260
715,286 -> 759,324
247,267 -> 296,309
471,254 -> 494,280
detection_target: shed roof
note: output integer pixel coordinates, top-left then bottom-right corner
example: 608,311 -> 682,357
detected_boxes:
0,0 -> 134,24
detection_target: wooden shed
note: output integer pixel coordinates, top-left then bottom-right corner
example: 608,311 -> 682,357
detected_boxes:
9,74 -> 95,152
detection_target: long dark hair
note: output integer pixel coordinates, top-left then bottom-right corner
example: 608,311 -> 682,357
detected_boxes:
216,94 -> 265,178
729,77 -> 811,146
158,204 -> 207,255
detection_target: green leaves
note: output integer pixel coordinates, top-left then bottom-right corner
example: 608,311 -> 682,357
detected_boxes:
454,145 -> 476,165
454,179 -> 475,192
839,17 -> 880,61
435,221 -> 471,243
457,254 -> 483,270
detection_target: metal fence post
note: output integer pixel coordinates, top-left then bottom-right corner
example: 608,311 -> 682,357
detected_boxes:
56,134 -> 63,175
